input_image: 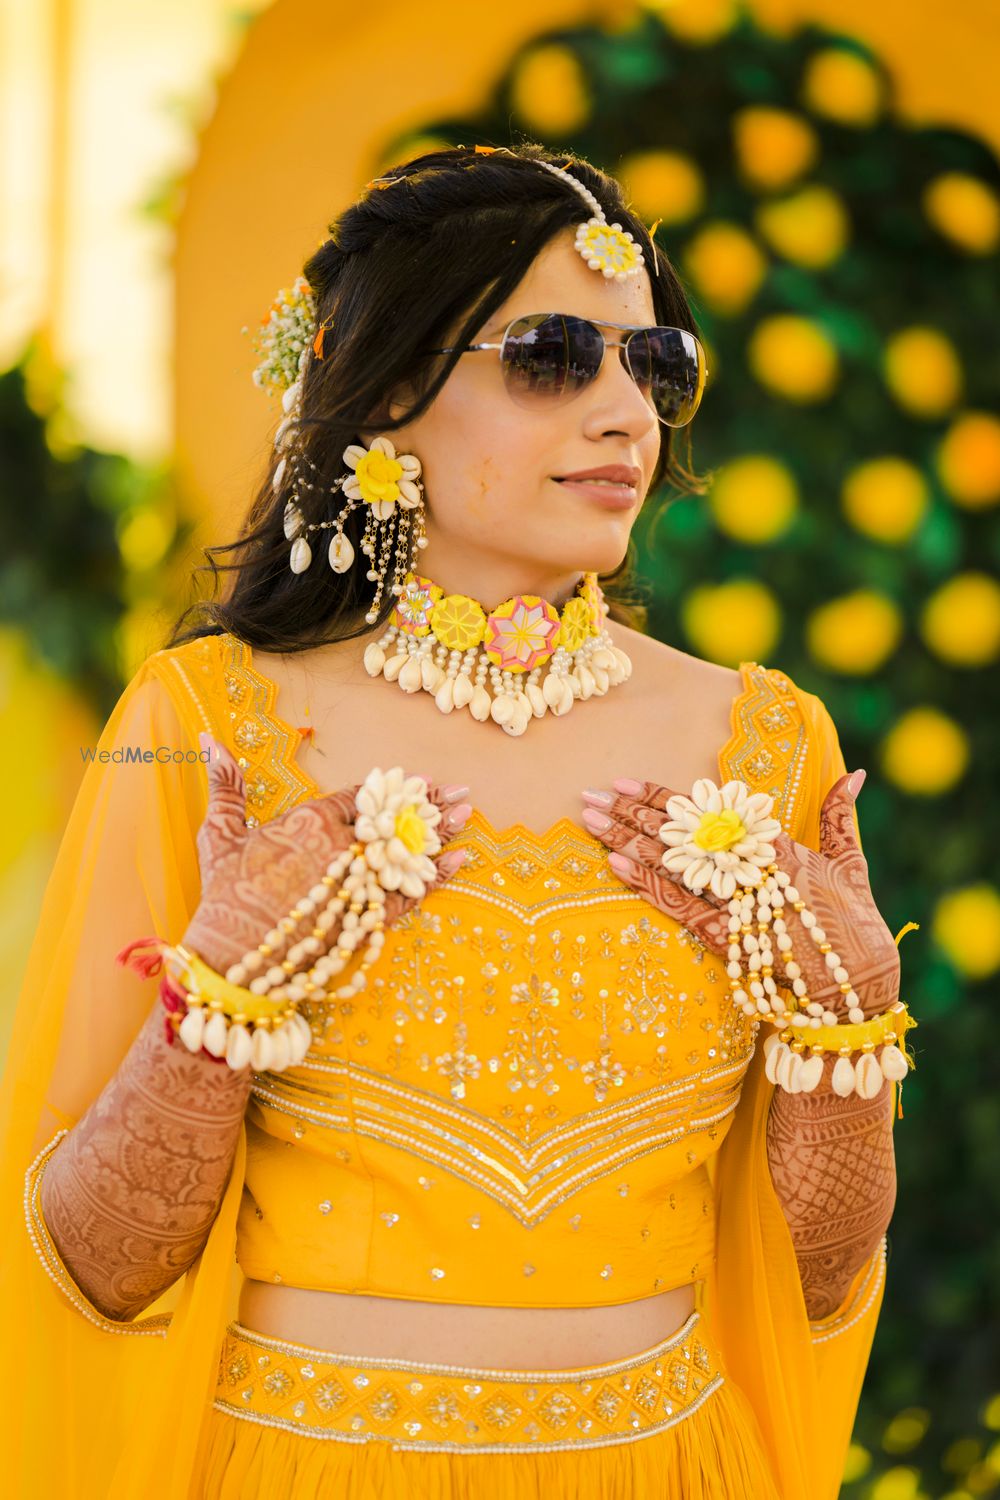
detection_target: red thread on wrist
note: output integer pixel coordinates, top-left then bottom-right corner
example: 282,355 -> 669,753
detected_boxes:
156,972 -> 227,1065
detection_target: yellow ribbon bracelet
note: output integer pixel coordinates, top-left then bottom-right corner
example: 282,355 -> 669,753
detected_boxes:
168,945 -> 295,1023
777,1001 -> 918,1063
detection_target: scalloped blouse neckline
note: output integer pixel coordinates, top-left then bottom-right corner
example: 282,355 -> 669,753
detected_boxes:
233,638 -> 757,849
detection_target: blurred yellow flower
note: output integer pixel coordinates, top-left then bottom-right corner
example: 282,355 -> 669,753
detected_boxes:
681,579 -> 781,666
682,222 -> 767,315
806,591 -> 903,674
731,107 -> 819,192
709,455 -> 799,543
748,315 -> 839,402
755,185 -> 850,268
923,172 -> 1000,255
882,1409 -> 932,1456
920,573 -> 1000,666
842,1444 -> 873,1483
868,1468 -> 924,1500
510,46 -> 589,135
840,458 -> 929,544
937,411 -> 1000,509
880,707 -> 969,795
621,149 -> 705,225
801,48 -> 883,127
117,507 -> 175,572
883,327 -> 963,418
932,883 -> 1000,979
645,0 -> 739,44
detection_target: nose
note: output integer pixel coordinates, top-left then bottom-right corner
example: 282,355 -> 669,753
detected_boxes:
589,339 -> 659,438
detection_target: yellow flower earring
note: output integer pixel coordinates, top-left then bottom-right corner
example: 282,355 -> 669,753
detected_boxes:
281,435 -> 428,621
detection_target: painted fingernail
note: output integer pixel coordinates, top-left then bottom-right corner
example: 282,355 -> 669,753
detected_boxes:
847,768 -> 867,800
442,784 -> 471,802
444,848 -> 467,871
609,852 -> 632,874
448,802 -> 473,824
582,788 -> 614,806
613,777 -> 643,796
581,808 -> 611,833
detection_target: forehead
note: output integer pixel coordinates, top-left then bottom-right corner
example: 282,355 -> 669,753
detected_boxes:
483,227 -> 657,336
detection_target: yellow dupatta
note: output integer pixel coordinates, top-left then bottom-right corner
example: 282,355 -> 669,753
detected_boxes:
0,641 -> 908,1497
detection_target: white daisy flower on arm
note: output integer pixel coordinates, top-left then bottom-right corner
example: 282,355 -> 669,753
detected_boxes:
657,777 -> 783,901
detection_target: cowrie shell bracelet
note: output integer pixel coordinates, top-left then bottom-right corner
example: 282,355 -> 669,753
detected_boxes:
658,777 -> 913,1099
165,769 -> 442,1073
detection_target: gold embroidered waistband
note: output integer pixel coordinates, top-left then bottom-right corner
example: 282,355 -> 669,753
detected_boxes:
213,1311 -> 725,1452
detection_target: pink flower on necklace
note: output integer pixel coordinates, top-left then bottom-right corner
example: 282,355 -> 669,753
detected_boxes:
484,596 -> 561,672
391,573 -> 443,636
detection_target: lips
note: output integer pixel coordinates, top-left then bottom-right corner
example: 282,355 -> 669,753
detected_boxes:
555,464 -> 641,485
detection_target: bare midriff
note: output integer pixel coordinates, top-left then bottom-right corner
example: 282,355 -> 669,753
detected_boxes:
236,1279 -> 699,1370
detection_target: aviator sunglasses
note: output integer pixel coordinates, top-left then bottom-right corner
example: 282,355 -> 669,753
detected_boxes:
426,313 -> 707,428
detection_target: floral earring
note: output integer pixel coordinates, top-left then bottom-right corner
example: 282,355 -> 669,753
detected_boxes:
279,434 -> 429,623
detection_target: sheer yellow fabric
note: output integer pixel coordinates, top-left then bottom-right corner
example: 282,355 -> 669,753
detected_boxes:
0,636 -> 900,1498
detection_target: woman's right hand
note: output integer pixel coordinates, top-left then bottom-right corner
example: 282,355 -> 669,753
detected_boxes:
181,737 -> 472,977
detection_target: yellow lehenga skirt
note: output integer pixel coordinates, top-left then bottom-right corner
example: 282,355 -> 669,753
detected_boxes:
195,1308 -> 780,1498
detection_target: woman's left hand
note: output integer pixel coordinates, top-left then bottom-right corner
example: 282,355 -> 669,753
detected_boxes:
580,772 -> 900,1022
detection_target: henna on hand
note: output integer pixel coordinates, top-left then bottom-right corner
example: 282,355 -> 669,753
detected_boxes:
766,1073 -> 897,1320
184,741 -> 471,975
39,752 -> 472,1324
581,769 -> 901,1320
39,999 -> 252,1321
581,774 -> 900,1022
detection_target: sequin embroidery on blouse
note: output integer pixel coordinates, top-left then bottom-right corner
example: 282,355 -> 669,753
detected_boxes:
150,635 -> 814,1305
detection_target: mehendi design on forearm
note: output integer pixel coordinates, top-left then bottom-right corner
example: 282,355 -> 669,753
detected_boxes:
41,752 -> 472,1322
766,1071 -> 897,1321
40,1000 -> 251,1321
581,770 -> 903,1321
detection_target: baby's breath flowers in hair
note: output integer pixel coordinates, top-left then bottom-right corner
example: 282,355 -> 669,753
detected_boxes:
244,274 -> 317,396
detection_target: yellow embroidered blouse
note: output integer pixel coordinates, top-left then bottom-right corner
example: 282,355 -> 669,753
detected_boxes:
1,630 -> 898,1500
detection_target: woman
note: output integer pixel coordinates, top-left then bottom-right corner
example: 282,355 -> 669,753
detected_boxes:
1,144 -> 913,1498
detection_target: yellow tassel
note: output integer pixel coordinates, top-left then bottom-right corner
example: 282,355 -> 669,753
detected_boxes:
893,919 -> 920,947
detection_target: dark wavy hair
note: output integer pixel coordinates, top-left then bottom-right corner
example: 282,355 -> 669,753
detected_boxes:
170,142 -> 709,651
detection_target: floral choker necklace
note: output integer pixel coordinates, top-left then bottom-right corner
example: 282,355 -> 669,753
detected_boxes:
362,571 -> 633,737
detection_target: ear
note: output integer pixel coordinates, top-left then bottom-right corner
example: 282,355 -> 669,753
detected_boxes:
819,769 -> 866,863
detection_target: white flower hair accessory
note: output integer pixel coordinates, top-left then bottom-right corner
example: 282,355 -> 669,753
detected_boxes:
658,778 -> 782,902
534,158 -> 645,281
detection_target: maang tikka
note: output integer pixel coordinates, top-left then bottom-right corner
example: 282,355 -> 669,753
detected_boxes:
246,152 -> 641,734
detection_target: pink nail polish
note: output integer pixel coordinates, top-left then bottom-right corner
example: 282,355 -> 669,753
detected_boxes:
608,852 -> 632,874
449,802 -> 473,823
613,777 -> 643,796
582,789 -> 614,807
442,784 -> 471,802
581,808 -> 612,833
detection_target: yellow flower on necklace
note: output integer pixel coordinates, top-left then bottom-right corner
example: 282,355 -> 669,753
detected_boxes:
559,595 -> 592,652
430,594 -> 487,651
